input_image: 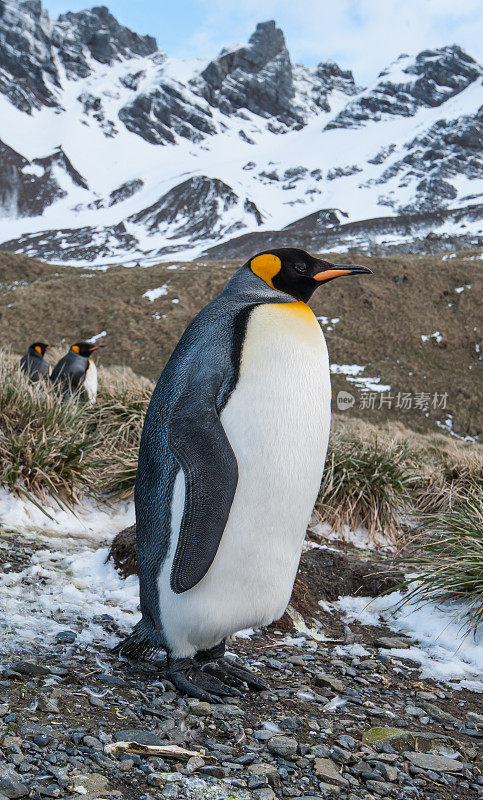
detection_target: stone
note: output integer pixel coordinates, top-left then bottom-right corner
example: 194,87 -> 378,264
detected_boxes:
11,661 -> 50,676
0,765 -> 28,798
404,752 -> 463,773
55,631 -> 77,644
329,746 -> 352,764
112,729 -> 165,746
365,779 -> 395,795
362,727 -> 447,752
187,701 -> 212,717
376,637 -> 410,649
371,761 -> 398,781
314,758 -> 348,786
267,736 -> 298,758
314,673 -> 345,692
247,763 -> 280,789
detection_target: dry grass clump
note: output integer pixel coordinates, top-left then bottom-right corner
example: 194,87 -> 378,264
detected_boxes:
0,350 -> 152,503
316,433 -> 414,540
0,356 -> 98,503
410,447 -> 483,514
401,496 -> 483,638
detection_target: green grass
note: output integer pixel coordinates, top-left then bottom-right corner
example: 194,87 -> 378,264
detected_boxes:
399,495 -> 483,637
316,433 -> 414,540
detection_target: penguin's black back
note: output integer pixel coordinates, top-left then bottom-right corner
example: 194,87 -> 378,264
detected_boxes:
50,350 -> 89,396
19,351 -> 49,382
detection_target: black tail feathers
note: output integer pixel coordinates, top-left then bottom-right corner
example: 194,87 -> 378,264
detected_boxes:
112,619 -> 165,660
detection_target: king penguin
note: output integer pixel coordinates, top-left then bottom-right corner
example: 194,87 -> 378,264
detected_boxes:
118,249 -> 372,701
19,342 -> 51,381
50,342 -> 105,399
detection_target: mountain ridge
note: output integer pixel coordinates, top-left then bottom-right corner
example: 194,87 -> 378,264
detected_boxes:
0,0 -> 481,264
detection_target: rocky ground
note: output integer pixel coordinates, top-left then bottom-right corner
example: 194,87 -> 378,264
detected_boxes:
0,529 -> 482,800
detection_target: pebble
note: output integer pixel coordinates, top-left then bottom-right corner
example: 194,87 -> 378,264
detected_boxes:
267,735 -> 298,758
404,752 -> 464,772
54,631 -> 77,644
314,758 -> 348,786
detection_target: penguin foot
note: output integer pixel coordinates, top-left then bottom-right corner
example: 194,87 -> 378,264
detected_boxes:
195,642 -> 268,692
201,659 -> 269,692
167,656 -> 242,703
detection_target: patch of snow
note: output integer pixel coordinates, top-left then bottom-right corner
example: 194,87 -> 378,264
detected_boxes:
0,488 -> 134,541
21,164 -> 44,177
310,519 -> 394,551
87,330 -> 107,343
330,363 -> 365,376
0,544 -> 140,655
336,592 -> 483,692
421,331 -> 443,343
142,284 -> 169,301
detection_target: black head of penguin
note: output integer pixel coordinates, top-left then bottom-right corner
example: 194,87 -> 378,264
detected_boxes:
249,248 -> 372,302
29,342 -> 50,357
71,342 -> 105,357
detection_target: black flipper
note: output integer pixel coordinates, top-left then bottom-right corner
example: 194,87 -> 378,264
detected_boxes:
168,369 -> 238,594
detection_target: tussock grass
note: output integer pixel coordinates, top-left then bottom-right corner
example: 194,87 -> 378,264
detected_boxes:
316,433 -> 414,540
401,496 -> 483,637
0,349 -> 151,503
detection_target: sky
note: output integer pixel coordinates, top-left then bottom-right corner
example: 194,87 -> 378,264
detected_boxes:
43,0 -> 483,85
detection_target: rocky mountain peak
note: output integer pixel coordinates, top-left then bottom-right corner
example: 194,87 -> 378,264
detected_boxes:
0,0 -> 59,112
52,5 -> 157,78
246,20 -> 286,66
197,19 -> 297,124
327,44 -> 482,129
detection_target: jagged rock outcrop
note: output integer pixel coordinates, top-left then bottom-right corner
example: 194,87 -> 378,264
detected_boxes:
327,46 -> 482,129
0,141 -> 88,217
128,175 -> 263,240
52,5 -> 157,78
195,20 -> 299,126
119,81 -> 216,145
0,0 -> 60,112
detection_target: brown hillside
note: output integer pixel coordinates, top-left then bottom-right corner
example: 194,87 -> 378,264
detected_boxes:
0,250 -> 481,438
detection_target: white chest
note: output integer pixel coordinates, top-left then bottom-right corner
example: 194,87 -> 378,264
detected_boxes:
83,360 -> 97,403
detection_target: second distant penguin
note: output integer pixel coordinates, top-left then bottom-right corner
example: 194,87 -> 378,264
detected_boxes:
51,342 -> 104,401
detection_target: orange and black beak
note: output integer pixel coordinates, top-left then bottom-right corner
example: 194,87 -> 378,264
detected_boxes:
89,344 -> 106,352
313,263 -> 373,283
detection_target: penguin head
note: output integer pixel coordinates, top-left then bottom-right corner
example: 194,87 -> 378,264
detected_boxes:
29,342 -> 50,357
249,248 -> 372,302
71,342 -> 106,357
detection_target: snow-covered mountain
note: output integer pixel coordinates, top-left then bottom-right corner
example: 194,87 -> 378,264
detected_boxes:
0,1 -> 481,265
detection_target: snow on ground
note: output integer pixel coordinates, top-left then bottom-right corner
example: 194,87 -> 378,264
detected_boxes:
0,544 -> 140,655
143,284 -> 169,301
336,592 -> 483,692
330,363 -> 391,393
309,518 -> 395,551
0,488 -> 134,541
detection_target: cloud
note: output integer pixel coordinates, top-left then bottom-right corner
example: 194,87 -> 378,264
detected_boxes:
190,0 -> 483,83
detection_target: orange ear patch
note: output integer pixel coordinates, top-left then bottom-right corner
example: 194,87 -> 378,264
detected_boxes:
34,345 -> 42,355
250,254 -> 282,288
72,345 -> 80,354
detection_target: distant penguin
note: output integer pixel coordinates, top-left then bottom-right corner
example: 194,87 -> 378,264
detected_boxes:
50,342 -> 105,399
19,342 -> 51,382
117,248 -> 372,700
